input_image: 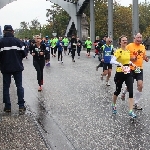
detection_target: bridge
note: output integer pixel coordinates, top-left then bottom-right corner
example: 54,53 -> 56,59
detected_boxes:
0,0 -> 139,42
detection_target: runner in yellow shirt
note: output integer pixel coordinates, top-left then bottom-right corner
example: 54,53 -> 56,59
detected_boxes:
110,35 -> 136,119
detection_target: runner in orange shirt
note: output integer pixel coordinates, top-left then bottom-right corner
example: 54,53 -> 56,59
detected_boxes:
121,33 -> 149,110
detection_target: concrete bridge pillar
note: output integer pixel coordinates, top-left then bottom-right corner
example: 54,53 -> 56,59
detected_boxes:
132,0 -> 139,36
108,0 -> 113,39
90,0 -> 95,43
77,15 -> 82,39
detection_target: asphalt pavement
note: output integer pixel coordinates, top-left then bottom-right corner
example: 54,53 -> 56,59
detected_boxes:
1,50 -> 150,150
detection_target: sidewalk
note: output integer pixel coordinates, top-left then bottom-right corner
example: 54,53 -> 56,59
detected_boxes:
0,74 -> 50,150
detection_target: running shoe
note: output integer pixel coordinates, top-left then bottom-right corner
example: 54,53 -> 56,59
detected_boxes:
129,111 -> 136,118
106,81 -> 110,86
38,86 -> 42,92
133,103 -> 142,110
112,105 -> 117,114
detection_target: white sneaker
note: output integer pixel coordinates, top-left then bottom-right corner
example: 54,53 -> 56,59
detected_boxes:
58,61 -> 60,63
106,81 -> 110,86
61,61 -> 63,63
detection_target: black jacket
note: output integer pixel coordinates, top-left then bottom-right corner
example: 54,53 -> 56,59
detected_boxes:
77,40 -> 82,48
0,32 -> 26,73
70,38 -> 77,49
30,43 -> 46,61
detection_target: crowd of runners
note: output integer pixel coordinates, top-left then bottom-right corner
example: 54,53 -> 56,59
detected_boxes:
20,33 -> 149,120
0,25 -> 149,119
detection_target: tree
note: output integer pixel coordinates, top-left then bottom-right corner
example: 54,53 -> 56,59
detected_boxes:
139,1 -> 150,35
29,19 -> 41,37
113,3 -> 132,40
46,4 -> 70,36
94,0 -> 108,38
20,21 -> 28,29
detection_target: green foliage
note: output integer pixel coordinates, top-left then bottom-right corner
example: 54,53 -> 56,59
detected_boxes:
46,4 -> 70,37
113,4 -> 132,40
15,4 -> 69,39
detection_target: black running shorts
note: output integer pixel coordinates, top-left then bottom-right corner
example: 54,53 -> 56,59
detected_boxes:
131,69 -> 143,81
103,63 -> 112,71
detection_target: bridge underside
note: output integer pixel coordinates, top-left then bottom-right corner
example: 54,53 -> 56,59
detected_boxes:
0,0 -> 16,9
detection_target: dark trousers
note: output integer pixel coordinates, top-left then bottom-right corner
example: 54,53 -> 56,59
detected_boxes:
51,47 -> 54,55
72,48 -> 76,59
33,60 -> 45,86
3,71 -> 25,107
58,51 -> 62,61
114,72 -> 133,98
68,48 -> 72,54
54,47 -> 57,54
77,47 -> 81,56
87,48 -> 91,55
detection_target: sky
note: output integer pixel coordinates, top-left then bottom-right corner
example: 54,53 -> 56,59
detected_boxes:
0,0 -> 148,30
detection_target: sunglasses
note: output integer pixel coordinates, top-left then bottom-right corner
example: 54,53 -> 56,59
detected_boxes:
109,41 -> 112,43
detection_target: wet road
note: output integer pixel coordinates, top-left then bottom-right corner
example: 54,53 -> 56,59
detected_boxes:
23,51 -> 150,150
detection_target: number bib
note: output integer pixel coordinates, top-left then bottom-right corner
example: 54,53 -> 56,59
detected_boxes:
122,66 -> 130,74
134,67 -> 141,73
46,47 -> 49,51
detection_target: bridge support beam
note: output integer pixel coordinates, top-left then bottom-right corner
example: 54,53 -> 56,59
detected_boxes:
77,15 -> 82,39
90,0 -> 95,43
132,0 -> 139,36
108,0 -> 113,39
48,0 -> 77,36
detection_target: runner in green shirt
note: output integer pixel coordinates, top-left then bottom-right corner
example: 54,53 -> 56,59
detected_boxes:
53,37 -> 58,57
85,37 -> 92,57
51,37 -> 55,57
62,36 -> 69,55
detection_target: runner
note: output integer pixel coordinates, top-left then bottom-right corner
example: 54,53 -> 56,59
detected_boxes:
30,35 -> 46,91
45,36 -> 51,66
77,37 -> 82,59
85,37 -> 92,57
96,35 -> 107,71
53,36 -> 58,57
24,37 -> 29,59
50,37 -> 55,57
93,36 -> 100,58
62,36 -> 69,55
68,38 -> 72,56
100,37 -> 114,85
70,34 -> 77,62
110,35 -> 136,119
57,37 -> 64,63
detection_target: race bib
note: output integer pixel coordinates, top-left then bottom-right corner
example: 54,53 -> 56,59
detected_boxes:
134,67 -> 141,73
73,43 -> 76,46
105,51 -> 111,56
35,48 -> 39,52
46,47 -> 49,51
122,66 -> 130,74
